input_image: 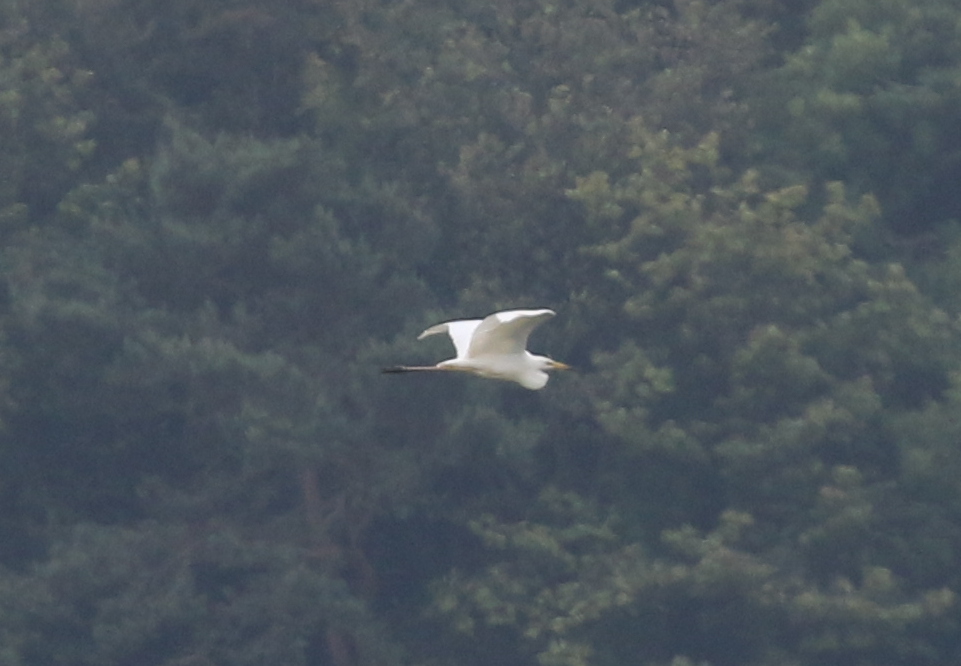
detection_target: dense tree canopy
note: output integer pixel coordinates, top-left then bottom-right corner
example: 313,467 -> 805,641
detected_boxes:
2,0 -> 961,665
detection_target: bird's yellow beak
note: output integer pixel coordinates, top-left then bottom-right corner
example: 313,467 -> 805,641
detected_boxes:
549,360 -> 572,371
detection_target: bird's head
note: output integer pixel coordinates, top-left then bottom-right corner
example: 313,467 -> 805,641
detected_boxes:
538,356 -> 572,372
517,355 -> 572,389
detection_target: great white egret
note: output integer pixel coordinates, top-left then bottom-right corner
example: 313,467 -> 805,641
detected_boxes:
383,308 -> 570,390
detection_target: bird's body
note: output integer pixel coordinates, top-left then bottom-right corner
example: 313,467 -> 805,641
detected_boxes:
384,309 -> 570,389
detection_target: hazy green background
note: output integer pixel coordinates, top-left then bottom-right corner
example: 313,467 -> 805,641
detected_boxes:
3,0 -> 961,664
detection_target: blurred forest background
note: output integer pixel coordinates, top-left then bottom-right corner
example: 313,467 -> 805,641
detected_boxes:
3,0 -> 961,664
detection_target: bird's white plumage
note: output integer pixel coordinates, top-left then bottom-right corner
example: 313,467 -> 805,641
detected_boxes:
468,309 -> 556,357
420,309 -> 555,359
390,308 -> 569,390
418,319 -> 483,358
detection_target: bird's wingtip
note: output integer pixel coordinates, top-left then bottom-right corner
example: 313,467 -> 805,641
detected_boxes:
417,323 -> 447,340
494,307 -> 556,322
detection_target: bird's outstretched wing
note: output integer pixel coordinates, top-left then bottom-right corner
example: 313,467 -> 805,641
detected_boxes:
417,318 -> 482,359
468,309 -> 555,357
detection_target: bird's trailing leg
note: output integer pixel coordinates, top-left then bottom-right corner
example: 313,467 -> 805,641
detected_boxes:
382,365 -> 454,374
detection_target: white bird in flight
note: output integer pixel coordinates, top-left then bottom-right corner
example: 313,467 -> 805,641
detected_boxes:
384,308 -> 571,389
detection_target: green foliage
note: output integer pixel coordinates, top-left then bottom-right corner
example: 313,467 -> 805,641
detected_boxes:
431,488 -> 649,666
751,0 -> 961,232
552,118 -> 960,663
433,492 -> 957,666
0,521 -> 394,666
0,14 -> 94,221
296,0 -> 770,302
4,0 -> 961,665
